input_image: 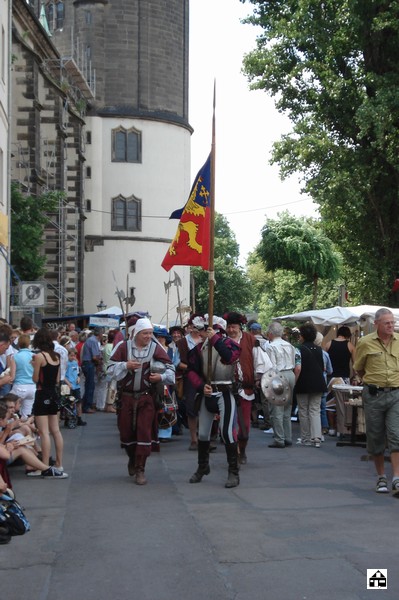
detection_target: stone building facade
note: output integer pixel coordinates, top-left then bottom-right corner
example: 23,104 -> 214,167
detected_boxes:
7,0 -> 192,324
45,0 -> 192,322
10,0 -> 94,317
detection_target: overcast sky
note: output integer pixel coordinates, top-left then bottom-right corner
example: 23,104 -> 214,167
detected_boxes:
189,0 -> 317,265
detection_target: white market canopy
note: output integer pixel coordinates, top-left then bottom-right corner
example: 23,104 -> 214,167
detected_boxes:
273,305 -> 399,327
89,305 -> 123,328
94,305 -> 123,316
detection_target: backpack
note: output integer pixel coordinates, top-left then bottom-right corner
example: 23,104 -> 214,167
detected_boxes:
0,493 -> 31,536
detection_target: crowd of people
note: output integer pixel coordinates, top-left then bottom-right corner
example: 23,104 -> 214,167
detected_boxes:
0,318 -> 120,500
103,312 -> 353,487
2,306 -> 399,544
104,308 -> 399,498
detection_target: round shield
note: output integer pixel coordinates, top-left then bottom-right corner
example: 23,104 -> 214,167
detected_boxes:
261,368 -> 290,405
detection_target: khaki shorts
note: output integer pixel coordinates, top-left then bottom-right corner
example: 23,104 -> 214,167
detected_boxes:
362,387 -> 399,455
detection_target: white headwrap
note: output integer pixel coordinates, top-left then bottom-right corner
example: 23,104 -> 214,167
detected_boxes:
132,317 -> 153,338
191,316 -> 206,330
213,316 -> 227,331
204,314 -> 227,331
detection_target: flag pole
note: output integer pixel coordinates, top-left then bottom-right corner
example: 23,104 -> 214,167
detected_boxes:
207,81 -> 216,381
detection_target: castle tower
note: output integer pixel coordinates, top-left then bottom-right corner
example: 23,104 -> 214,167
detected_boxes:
47,0 -> 191,322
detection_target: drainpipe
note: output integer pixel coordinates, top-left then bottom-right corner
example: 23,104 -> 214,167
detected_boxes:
6,0 -> 12,321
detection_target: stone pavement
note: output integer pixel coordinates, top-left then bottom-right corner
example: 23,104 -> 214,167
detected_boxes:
1,413 -> 398,600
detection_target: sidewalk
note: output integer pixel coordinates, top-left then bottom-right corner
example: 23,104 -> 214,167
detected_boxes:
1,413 -> 398,600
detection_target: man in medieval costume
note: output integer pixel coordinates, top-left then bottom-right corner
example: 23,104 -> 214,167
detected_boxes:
108,317 -> 175,485
187,316 -> 241,488
225,312 -> 273,464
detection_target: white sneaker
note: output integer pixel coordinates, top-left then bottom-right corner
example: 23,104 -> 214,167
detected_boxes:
26,470 -> 42,477
263,428 -> 274,434
328,429 -> 336,436
376,476 -> 389,493
296,438 -> 312,446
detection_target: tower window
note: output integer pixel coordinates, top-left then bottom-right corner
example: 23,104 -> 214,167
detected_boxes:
47,3 -> 54,28
111,195 -> 142,231
129,260 -> 136,273
46,1 -> 65,32
86,166 -> 91,178
86,199 -> 92,212
86,131 -> 92,144
56,2 -> 65,29
112,127 -> 142,163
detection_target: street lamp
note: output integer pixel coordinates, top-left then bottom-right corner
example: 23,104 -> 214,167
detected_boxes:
97,299 -> 106,311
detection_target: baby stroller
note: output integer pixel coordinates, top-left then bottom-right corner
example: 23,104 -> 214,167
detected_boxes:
58,394 -> 78,429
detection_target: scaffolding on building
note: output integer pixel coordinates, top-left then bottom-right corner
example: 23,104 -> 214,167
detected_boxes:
10,143 -> 32,192
10,4 -> 95,319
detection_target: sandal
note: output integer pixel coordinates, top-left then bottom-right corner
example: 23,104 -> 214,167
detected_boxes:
376,476 -> 389,493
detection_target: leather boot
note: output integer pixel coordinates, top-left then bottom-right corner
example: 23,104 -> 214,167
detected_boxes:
134,455 -> 147,485
189,440 -> 211,483
225,442 -> 240,488
210,419 -> 219,452
125,446 -> 136,476
238,440 -> 247,465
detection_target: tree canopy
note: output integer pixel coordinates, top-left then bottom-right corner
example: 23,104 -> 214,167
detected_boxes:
10,183 -> 62,283
241,0 -> 399,303
256,213 -> 342,309
247,252 -> 341,325
193,213 -> 252,314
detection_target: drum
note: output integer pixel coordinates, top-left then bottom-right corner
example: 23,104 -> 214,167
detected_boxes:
158,387 -> 178,429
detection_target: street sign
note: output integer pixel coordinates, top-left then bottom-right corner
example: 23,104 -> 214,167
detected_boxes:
19,281 -> 46,307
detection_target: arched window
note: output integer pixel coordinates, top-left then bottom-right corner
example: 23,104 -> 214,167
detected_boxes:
112,127 -> 142,163
112,195 -> 142,231
46,1 -> 65,31
46,3 -> 54,29
56,2 -> 65,29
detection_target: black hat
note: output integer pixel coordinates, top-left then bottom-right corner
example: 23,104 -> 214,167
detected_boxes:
224,312 -> 247,326
169,325 -> 185,336
126,311 -> 150,328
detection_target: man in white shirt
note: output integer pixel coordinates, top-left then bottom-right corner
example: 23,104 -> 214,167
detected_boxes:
266,321 -> 300,448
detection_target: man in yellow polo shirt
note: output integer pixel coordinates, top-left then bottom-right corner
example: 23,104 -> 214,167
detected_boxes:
354,308 -> 399,497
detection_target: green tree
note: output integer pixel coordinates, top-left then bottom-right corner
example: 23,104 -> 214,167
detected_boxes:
247,253 -> 341,325
10,183 -> 62,283
257,213 -> 341,308
193,213 -> 252,314
241,0 -> 399,304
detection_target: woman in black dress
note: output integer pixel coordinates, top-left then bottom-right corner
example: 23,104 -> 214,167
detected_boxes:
32,328 -> 68,478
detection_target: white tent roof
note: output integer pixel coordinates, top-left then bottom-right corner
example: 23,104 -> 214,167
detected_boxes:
273,305 -> 399,326
94,305 -> 123,316
273,306 -> 358,326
